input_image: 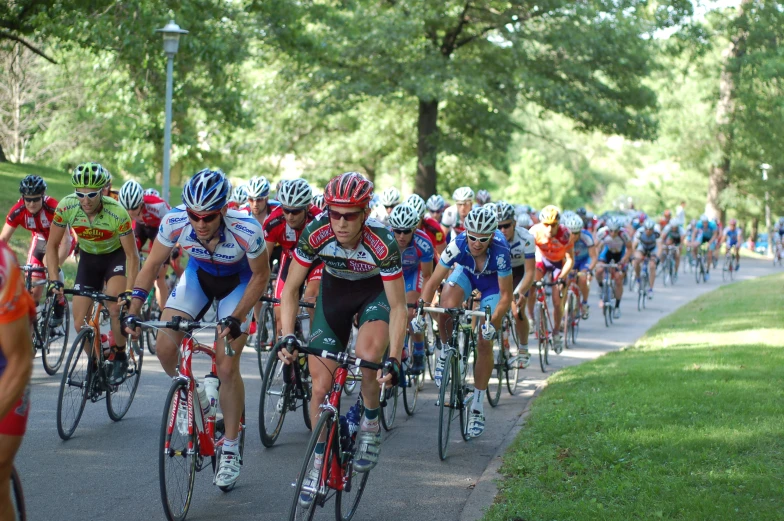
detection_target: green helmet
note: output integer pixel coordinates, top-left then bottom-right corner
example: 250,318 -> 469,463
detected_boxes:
71,162 -> 110,189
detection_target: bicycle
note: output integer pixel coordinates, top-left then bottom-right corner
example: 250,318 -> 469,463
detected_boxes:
563,274 -> 581,348
141,291 -> 161,355
21,265 -> 69,375
287,340 -> 392,521
414,301 -> 489,460
659,245 -> 677,286
694,243 -> 708,284
258,297 -> 316,448
254,275 -> 278,376
722,246 -> 737,281
56,288 -> 143,440
11,464 -> 25,521
637,254 -> 651,312
492,308 -> 523,398
773,241 -> 782,267
596,262 -> 619,328
131,316 -> 246,521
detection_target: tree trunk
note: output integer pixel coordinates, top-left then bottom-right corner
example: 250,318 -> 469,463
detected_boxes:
751,216 -> 759,243
0,144 -> 6,162
415,98 -> 439,198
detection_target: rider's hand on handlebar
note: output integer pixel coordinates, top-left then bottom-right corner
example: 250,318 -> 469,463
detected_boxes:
377,357 -> 401,386
218,316 -> 243,341
275,334 -> 301,365
481,321 -> 496,340
410,315 -> 425,334
47,279 -> 63,296
123,314 -> 140,339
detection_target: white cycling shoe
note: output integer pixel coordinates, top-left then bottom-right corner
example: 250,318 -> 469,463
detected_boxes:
214,450 -> 242,488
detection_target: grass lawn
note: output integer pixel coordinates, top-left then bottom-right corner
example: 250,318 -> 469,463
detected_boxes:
485,273 -> 784,521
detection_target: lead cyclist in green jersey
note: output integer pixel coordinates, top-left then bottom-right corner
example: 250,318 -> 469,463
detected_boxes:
46,162 -> 140,384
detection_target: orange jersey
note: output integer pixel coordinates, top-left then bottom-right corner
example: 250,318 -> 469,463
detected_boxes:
530,223 -> 572,262
0,242 -> 35,325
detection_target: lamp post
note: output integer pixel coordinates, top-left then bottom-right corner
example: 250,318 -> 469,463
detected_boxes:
761,163 -> 771,255
156,20 -> 188,203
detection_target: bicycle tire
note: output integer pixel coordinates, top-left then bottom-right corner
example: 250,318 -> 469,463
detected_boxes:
42,296 -> 69,375
695,258 -> 702,284
106,337 -> 144,421
159,379 -> 196,521
259,351 -> 290,447
437,349 -> 456,460
142,301 -> 158,355
487,342 -> 502,408
343,327 -> 359,395
11,465 -> 26,521
402,366 -> 421,416
379,383 -> 398,431
506,354 -> 520,395
562,296 -> 571,349
335,435 -> 371,521
289,410 -> 335,520
56,329 -> 93,440
536,304 -> 547,372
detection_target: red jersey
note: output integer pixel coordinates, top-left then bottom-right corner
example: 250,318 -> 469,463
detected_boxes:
263,205 -> 322,254
530,223 -> 572,262
5,196 -> 58,240
135,194 -> 170,228
420,217 -> 446,249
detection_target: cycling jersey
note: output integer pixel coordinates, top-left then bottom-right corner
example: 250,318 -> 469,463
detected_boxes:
420,216 -> 446,250
634,228 -> 660,252
5,196 -> 58,240
401,230 -> 433,293
294,215 -> 402,282
507,227 -> 535,268
696,220 -> 717,239
530,223 -> 572,262
0,242 -> 36,378
572,230 -> 595,262
596,226 -> 632,253
53,195 -> 133,255
135,194 -> 170,228
263,205 -> 323,255
440,231 -> 511,293
228,202 -> 250,214
724,227 -> 741,246
661,223 -> 685,241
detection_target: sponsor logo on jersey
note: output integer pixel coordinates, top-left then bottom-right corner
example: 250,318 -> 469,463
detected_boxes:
72,226 -> 114,241
169,216 -> 188,225
232,223 -> 256,236
347,259 -> 376,273
363,229 -> 389,258
118,221 -> 132,234
309,224 -> 332,249
53,213 -> 64,225
323,337 -> 336,346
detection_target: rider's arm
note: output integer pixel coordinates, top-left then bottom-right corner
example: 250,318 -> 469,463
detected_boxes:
227,248 -> 270,324
587,243 -> 598,271
45,223 -> 66,283
383,276 -> 407,361
128,239 -> 172,315
559,246 -> 575,279
493,275 -> 514,327
515,257 -> 536,296
421,262 -> 450,305
0,314 -> 33,419
420,259 -> 433,286
0,223 -> 15,242
57,230 -> 72,265
119,232 -> 140,291
621,240 -> 632,265
280,260 -> 308,336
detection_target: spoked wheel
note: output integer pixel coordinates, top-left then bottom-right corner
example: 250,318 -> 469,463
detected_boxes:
289,411 -> 336,521
506,353 -> 521,395
159,380 -> 196,521
723,255 -> 733,281
42,296 -> 69,375
486,343 -> 502,408
402,367 -> 422,416
379,383 -> 398,431
695,260 -> 702,284
425,315 -> 439,381
106,337 -> 144,421
256,303 -> 276,374
537,307 -> 547,373
335,450 -> 371,521
56,329 -> 94,440
437,350 -> 456,461
459,372 -> 473,442
142,300 -> 159,355
259,352 -> 290,447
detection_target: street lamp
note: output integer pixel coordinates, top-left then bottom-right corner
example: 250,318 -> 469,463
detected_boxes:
761,163 -> 771,255
156,20 -> 188,203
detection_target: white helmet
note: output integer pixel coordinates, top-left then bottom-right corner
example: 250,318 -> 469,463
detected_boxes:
517,213 -> 533,229
464,206 -> 498,235
119,180 -> 144,210
453,186 -> 475,203
643,218 -> 656,230
700,214 -> 710,222
144,188 -> 160,198
379,187 -> 401,207
495,201 -> 516,222
607,217 -> 622,231
245,176 -> 270,198
312,194 -> 326,210
278,178 -> 312,208
405,194 -> 426,219
426,194 -> 446,212
562,210 -> 578,220
565,214 -> 583,234
229,185 -> 248,205
388,204 -> 421,230
476,189 -> 491,205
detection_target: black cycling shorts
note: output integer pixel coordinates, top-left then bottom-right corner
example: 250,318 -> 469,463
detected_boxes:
74,248 -> 126,291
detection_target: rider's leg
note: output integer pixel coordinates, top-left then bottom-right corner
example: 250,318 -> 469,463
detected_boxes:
0,433 -> 23,521
104,274 -> 128,350
155,264 -> 169,309
633,250 -> 643,279
648,257 -> 657,288
70,295 -> 92,334
154,308 -> 189,376
551,273 -> 564,336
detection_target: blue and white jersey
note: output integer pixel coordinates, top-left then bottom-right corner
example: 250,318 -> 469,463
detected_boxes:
634,227 -> 660,249
400,229 -> 434,274
662,223 -> 685,240
724,227 -> 740,244
158,206 -> 266,276
440,230 -> 511,296
572,230 -> 595,262
696,220 -> 717,239
507,227 -> 535,268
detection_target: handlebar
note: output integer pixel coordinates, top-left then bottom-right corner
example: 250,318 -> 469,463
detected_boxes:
127,316 -> 237,357
20,265 -> 47,274
258,296 -> 316,309
64,288 -> 120,302
533,280 -> 565,288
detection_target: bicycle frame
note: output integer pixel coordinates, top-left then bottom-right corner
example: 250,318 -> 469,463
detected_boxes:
533,283 -> 557,342
175,335 -> 220,458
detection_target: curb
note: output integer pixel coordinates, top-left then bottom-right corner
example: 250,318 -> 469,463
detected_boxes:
458,380 -> 549,521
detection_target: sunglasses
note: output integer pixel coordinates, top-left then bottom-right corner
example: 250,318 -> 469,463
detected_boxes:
75,191 -> 100,199
248,197 -> 267,202
467,234 -> 491,243
498,222 -> 513,230
282,207 -> 304,215
24,197 -> 42,203
393,228 -> 413,235
384,205 -> 397,210
328,209 -> 364,222
187,210 -> 221,223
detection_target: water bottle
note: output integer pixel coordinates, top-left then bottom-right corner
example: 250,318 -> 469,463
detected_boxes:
203,373 -> 220,417
346,401 -> 361,444
196,381 -> 211,418
339,415 -> 350,452
100,334 -> 110,353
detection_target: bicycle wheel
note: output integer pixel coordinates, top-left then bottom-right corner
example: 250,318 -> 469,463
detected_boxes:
570,296 -> 579,345
335,441 -> 371,521
259,351 -> 290,447
56,329 -> 94,440
402,366 -> 420,416
486,342 -> 502,408
11,465 -> 25,521
506,350 -> 521,395
289,410 -> 335,521
42,297 -> 69,375
142,300 -> 158,355
379,382 -> 398,431
437,350 -> 456,460
459,364 -> 474,442
536,305 -> 547,372
695,259 -> 702,284
159,379 -> 196,521
106,337 -> 144,421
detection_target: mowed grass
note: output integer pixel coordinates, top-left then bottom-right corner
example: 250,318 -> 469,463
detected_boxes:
485,272 -> 784,521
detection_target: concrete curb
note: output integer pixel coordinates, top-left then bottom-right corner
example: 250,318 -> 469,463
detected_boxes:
458,380 -> 549,521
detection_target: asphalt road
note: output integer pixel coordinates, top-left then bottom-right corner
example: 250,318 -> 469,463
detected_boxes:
16,258 -> 773,521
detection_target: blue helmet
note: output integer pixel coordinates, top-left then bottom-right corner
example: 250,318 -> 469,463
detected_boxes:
182,169 -> 231,212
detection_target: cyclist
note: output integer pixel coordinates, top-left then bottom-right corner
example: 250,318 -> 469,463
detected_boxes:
441,186 -> 474,240
312,194 -> 326,211
475,189 -> 492,207
659,209 -> 672,229
690,214 -> 718,281
406,194 -> 446,256
263,178 -> 323,334
723,218 -> 743,271
227,184 -> 250,214
144,188 -> 160,198
125,168 -> 270,488
246,175 -> 281,274
426,194 -> 446,229
496,202 -> 535,365
773,217 -> 784,258
118,180 -> 172,309
389,203 -> 433,373
529,205 -> 574,350
660,218 -> 686,275
594,218 -> 632,318
101,170 -> 120,201
0,241 -> 34,521
565,213 -> 597,318
46,162 -> 139,384
516,212 -> 533,230
277,172 -> 405,488
632,219 -> 660,299
417,206 -> 512,438
372,187 -> 401,226
1,175 -> 73,305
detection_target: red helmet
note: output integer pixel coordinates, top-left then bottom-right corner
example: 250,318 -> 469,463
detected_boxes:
324,172 -> 374,207
663,209 -> 672,218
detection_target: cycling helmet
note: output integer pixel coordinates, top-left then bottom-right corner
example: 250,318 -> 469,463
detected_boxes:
19,175 -> 46,196
700,214 -> 709,222
576,207 -> 587,217
388,203 -> 421,230
565,214 -> 583,234
245,176 -> 271,198
638,211 -> 647,222
539,205 -> 561,225
476,189 -> 491,205
324,172 -> 374,208
778,216 -> 784,225
144,188 -> 160,198
71,162 -> 110,189
643,219 -> 656,230
119,180 -> 144,209
464,206 -> 498,235
663,209 -> 672,218
312,194 -> 326,210
453,186 -> 475,203
518,204 -> 532,215
426,194 -> 446,212
278,178 -> 312,208
729,218 -> 738,226
405,194 -> 427,219
182,169 -> 231,212
517,213 -> 533,229
229,185 -> 248,205
495,201 -> 516,223
607,218 -> 622,232
562,210 -> 577,220
379,187 -> 401,207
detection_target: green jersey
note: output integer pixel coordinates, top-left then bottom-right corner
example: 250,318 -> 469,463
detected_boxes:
53,194 -> 133,255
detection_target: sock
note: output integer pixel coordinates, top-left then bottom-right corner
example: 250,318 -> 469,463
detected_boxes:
615,300 -> 620,309
518,343 -> 529,354
315,442 -> 325,456
364,407 -> 379,421
413,341 -> 425,357
473,389 -> 485,414
223,436 -> 239,454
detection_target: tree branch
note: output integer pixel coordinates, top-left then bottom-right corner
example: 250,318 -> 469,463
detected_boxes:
441,1 -> 472,56
0,31 -> 57,64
